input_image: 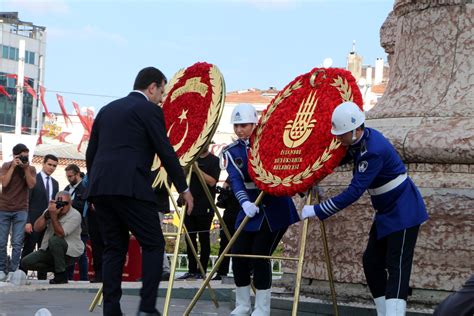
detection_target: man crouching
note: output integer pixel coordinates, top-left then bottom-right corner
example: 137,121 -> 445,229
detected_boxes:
21,191 -> 84,284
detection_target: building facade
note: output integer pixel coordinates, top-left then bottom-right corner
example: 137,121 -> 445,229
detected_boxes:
0,12 -> 46,134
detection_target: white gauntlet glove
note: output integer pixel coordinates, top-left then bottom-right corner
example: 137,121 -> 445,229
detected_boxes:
302,205 -> 316,220
242,201 -> 259,218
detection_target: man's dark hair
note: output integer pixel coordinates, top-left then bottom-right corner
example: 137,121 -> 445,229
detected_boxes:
43,154 -> 59,163
133,67 -> 167,90
65,164 -> 80,174
12,143 -> 29,155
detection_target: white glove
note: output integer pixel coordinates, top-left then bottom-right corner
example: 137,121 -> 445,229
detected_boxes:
242,201 -> 259,218
302,205 -> 316,220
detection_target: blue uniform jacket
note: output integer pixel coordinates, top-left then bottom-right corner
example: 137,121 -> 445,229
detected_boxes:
222,139 -> 300,232
313,128 -> 428,239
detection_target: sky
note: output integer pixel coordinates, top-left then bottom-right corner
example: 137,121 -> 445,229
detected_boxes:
1,0 -> 394,113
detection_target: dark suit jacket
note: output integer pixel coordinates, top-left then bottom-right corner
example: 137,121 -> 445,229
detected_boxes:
28,173 -> 59,225
86,92 -> 187,202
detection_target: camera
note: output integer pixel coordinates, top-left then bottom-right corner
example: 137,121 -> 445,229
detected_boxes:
19,155 -> 28,164
216,186 -> 232,208
176,196 -> 184,208
55,201 -> 69,209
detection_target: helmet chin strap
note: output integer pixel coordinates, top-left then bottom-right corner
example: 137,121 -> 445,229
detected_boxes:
352,129 -> 357,142
351,129 -> 364,145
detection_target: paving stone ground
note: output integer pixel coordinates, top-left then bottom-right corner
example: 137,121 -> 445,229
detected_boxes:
0,289 -> 233,315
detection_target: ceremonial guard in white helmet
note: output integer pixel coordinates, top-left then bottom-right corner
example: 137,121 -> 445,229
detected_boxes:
221,104 -> 299,316
302,102 -> 428,316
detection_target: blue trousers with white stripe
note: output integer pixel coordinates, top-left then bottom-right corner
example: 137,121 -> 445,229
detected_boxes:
363,223 -> 420,300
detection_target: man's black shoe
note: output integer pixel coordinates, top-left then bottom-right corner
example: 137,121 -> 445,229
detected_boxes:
194,273 -> 204,280
136,310 -> 161,316
211,274 -> 224,281
176,272 -> 195,280
161,271 -> 170,281
49,272 -> 68,284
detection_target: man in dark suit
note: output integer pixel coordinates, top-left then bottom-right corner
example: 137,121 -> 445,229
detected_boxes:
20,154 -> 59,280
86,67 -> 194,316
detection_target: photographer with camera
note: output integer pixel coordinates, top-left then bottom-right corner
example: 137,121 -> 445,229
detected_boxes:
21,191 -> 84,284
20,154 -> 59,280
0,143 -> 36,281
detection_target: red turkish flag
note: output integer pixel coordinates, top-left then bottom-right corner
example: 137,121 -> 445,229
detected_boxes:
72,101 -> 88,129
55,131 -> 71,143
72,102 -> 94,152
39,86 -> 51,118
56,94 -> 73,127
24,82 -> 37,99
77,132 -> 90,152
36,129 -> 48,145
0,85 -> 11,99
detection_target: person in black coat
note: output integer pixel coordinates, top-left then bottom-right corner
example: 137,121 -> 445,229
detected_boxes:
177,146 -> 220,280
20,154 -> 59,279
86,67 -> 193,316
64,164 -> 89,281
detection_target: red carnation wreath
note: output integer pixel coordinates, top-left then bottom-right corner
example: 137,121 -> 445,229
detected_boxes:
152,62 -> 225,188
248,67 -> 363,196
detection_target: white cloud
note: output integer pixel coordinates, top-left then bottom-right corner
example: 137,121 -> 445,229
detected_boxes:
2,0 -> 70,15
48,24 -> 127,46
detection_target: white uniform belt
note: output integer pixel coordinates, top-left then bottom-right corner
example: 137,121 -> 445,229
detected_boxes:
368,173 -> 407,196
244,182 -> 257,189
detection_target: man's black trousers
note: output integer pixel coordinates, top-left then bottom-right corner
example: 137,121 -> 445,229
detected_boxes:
184,213 -> 214,274
94,196 -> 165,316
87,208 -> 104,280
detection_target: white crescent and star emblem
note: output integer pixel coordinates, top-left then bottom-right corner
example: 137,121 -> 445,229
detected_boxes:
358,160 -> 368,173
167,109 -> 189,152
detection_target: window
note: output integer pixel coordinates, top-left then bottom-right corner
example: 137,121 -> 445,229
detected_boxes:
6,77 -> 16,88
2,45 -> 8,59
28,51 -> 35,64
1,46 -> 35,64
9,47 -> 15,60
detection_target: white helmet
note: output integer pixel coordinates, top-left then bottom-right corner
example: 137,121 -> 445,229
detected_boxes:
230,104 -> 258,124
331,101 -> 365,135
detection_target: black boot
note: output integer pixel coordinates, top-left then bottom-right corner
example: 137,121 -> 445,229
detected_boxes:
37,271 -> 47,280
49,271 -> 68,284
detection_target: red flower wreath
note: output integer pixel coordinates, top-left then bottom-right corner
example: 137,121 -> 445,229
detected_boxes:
248,67 -> 363,196
161,62 -> 214,159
